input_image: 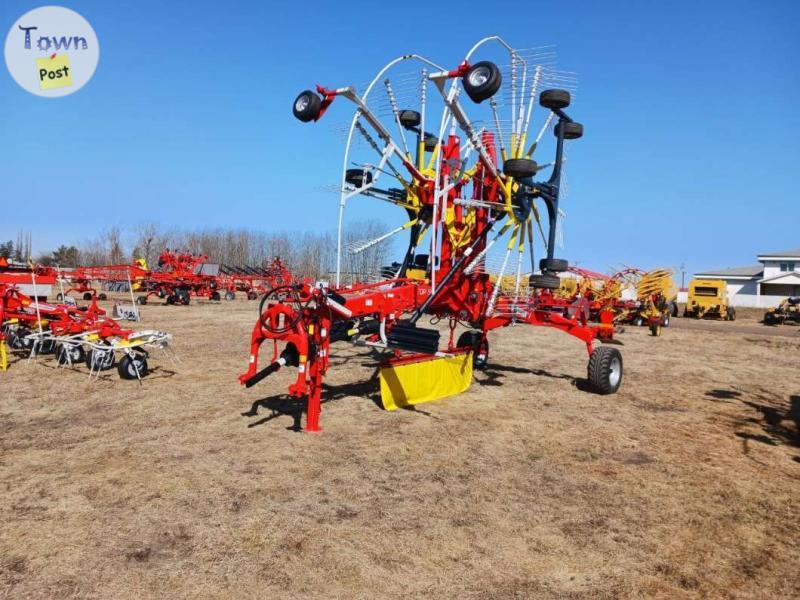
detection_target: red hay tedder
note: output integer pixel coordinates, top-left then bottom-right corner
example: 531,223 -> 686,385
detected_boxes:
55,251 -> 294,306
240,37 -> 624,432
0,279 -> 171,379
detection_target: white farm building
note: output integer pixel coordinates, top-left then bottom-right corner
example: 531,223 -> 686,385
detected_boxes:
694,249 -> 800,308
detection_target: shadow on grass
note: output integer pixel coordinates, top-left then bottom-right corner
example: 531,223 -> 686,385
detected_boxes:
739,395 -> 800,448
14,358 -> 177,381
711,389 -> 800,455
476,362 -> 594,393
705,389 -> 742,401
243,369 -> 382,432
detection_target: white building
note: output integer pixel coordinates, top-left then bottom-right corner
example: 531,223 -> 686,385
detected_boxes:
694,248 -> 800,308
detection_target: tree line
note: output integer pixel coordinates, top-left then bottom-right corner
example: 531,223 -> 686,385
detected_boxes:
2,222 -> 393,283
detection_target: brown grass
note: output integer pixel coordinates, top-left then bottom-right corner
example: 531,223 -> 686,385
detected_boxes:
1,297 -> 799,599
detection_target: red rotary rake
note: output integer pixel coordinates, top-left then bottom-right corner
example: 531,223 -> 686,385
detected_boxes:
240,37 -> 624,431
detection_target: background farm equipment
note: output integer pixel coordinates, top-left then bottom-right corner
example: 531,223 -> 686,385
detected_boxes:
684,278 -> 735,320
56,251 -> 295,306
240,37 -> 624,432
1,282 -> 171,379
764,297 -> 800,325
217,257 -> 295,300
610,268 -> 678,336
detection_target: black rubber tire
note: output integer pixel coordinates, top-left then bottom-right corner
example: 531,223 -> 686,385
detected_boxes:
662,314 -> 671,328
98,293 -> 107,301
398,109 -> 421,130
587,346 -> 623,394
136,296 -> 147,305
529,274 -> 561,289
462,61 -> 502,103
632,316 -> 643,327
82,292 -> 93,301
37,339 -> 56,354
166,294 -> 177,305
503,158 -> 538,179
118,352 -> 149,380
539,258 -> 568,272
554,121 -> 583,140
457,331 -> 489,370
345,168 -> 373,187
247,291 -> 258,301
56,344 -> 85,366
540,88 -> 571,110
225,291 -> 236,301
86,347 -> 115,371
8,327 -> 30,350
764,312 -> 776,325
650,323 -> 662,337
210,291 -> 221,301
56,293 -> 64,301
671,302 -> 679,317
292,90 -> 321,122
727,307 -> 736,321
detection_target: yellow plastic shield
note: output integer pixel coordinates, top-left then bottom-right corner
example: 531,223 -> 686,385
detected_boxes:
379,352 -> 473,411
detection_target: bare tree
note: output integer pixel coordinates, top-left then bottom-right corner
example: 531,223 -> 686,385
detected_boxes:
131,222 -> 160,267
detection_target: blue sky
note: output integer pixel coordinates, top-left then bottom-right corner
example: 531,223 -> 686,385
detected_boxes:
1,0 -> 798,276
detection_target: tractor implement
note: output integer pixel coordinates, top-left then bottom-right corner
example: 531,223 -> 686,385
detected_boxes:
241,38 -> 623,431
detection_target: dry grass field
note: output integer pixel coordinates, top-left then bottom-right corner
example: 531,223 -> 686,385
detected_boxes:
1,297 -> 798,599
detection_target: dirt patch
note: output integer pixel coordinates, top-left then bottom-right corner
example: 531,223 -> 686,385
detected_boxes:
1,296 -> 799,598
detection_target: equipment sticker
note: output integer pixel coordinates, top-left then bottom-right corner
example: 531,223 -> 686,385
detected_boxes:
4,6 -> 99,98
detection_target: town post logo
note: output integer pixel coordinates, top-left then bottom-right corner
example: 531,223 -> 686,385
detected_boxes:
4,6 -> 99,98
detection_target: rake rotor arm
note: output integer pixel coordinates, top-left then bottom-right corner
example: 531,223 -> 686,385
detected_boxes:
325,87 -> 426,182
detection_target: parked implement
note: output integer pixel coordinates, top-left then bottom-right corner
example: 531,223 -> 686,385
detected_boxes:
1,281 -> 171,380
684,279 -> 735,320
241,37 -> 623,432
764,297 -> 800,325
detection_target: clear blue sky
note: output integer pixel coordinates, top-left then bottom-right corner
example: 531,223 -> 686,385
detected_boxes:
2,0 -> 798,276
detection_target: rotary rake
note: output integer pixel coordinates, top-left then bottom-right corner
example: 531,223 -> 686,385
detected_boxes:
240,37 -> 624,431
599,268 -> 677,335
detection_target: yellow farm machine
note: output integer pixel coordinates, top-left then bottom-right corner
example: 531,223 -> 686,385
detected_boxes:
764,297 -> 800,325
684,279 -> 735,320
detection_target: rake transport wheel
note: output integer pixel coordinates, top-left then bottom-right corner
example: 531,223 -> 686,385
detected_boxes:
650,323 -> 662,337
118,350 -> 149,380
225,291 -> 236,301
462,61 -> 502,103
56,344 -> 85,366
211,291 -> 221,301
136,296 -> 147,305
587,346 -> 623,394
86,346 -> 115,371
457,330 -> 489,370
293,90 -> 322,122
83,292 -> 93,301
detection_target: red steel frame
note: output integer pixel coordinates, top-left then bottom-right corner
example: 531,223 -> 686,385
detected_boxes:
239,64 -> 619,431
